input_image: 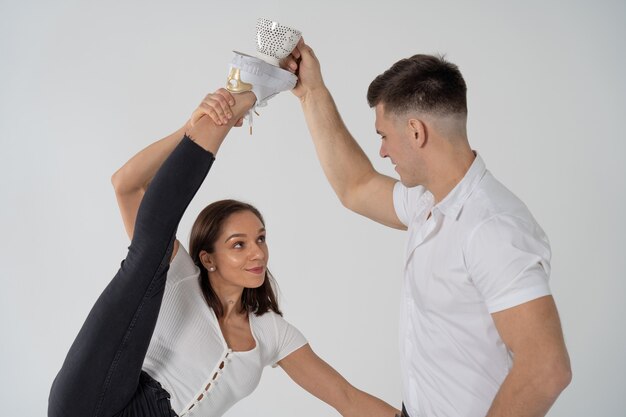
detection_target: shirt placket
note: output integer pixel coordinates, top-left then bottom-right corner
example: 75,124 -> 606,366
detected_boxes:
405,194 -> 436,269
179,348 -> 233,416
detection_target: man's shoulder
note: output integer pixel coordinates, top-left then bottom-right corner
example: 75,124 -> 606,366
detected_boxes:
394,182 -> 429,213
463,171 -> 536,224
394,182 -> 428,201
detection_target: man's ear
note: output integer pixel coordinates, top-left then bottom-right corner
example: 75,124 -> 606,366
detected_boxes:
408,118 -> 427,149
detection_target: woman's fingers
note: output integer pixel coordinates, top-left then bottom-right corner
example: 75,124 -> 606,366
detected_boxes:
190,103 -> 220,126
214,88 -> 235,106
191,89 -> 238,126
189,108 -> 202,127
211,89 -> 235,122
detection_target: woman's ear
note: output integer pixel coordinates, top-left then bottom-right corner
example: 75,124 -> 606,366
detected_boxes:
199,250 -> 216,272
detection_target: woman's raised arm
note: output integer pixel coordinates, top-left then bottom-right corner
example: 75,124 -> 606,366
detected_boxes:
111,89 -> 246,241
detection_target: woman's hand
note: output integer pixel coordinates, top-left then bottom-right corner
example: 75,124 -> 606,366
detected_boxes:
185,90 -> 256,154
190,88 -> 246,128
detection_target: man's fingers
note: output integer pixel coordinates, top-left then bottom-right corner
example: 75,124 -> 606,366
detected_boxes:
296,37 -> 316,59
291,39 -> 303,59
281,56 -> 298,73
292,39 -> 304,63
303,44 -> 316,59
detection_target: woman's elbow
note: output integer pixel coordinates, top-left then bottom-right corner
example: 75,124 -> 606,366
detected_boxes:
111,167 -> 136,194
111,169 -> 122,190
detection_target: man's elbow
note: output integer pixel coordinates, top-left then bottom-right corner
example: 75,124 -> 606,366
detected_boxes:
540,354 -> 572,398
550,359 -> 572,394
336,181 -> 368,214
338,191 -> 357,212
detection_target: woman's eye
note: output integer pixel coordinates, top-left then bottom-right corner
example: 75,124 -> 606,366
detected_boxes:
258,235 -> 266,243
233,242 -> 244,249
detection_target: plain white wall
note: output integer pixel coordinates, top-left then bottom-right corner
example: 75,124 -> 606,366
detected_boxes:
1,0 -> 624,415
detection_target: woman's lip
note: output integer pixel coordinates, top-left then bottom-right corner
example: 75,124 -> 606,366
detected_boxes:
247,267 -> 265,274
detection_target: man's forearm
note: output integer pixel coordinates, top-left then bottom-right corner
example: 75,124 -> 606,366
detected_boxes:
485,362 -> 570,417
300,87 -> 376,204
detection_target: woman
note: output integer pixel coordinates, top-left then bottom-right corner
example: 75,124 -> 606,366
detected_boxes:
49,88 -> 399,417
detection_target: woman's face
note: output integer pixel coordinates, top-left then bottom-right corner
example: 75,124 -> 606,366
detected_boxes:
207,210 -> 268,289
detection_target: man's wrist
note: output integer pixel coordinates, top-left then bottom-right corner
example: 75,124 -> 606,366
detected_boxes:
300,85 -> 330,106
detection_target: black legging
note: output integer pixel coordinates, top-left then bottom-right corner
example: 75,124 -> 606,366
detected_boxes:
48,136 -> 214,417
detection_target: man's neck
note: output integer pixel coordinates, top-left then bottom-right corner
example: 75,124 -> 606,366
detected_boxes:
426,148 -> 476,204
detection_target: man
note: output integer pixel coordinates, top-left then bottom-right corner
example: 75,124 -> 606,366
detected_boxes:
285,40 -> 571,417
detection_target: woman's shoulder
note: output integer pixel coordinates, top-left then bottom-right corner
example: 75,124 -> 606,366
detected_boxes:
168,241 -> 200,284
252,311 -> 308,366
251,310 -> 281,327
252,311 -> 304,340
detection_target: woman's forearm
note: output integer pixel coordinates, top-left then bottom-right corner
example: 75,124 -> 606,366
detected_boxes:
279,344 -> 399,417
341,388 -> 399,417
111,90 -> 255,240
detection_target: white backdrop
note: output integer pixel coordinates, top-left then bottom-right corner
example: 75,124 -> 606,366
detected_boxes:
1,0 -> 625,416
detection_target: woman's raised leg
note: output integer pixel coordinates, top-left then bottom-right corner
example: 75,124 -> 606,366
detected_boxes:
48,91 -> 255,417
48,137 -> 214,417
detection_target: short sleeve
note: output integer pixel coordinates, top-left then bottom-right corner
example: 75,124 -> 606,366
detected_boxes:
393,181 -> 427,227
271,314 -> 307,367
167,243 -> 200,286
464,214 -> 552,313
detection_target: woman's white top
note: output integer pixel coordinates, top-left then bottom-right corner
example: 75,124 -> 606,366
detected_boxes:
142,245 -> 307,417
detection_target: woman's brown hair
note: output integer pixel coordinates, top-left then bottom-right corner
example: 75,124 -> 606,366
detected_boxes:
189,199 -> 282,318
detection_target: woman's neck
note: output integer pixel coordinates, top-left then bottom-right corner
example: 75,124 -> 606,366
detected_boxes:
209,277 -> 245,319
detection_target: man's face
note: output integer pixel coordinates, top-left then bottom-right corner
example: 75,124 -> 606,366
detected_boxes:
375,104 -> 423,187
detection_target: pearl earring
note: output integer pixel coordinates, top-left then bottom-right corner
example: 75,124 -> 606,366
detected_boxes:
209,267 -> 216,272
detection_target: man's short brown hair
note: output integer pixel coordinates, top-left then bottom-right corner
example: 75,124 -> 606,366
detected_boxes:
367,54 -> 467,117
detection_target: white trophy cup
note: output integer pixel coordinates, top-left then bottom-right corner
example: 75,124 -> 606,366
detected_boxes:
255,18 -> 302,66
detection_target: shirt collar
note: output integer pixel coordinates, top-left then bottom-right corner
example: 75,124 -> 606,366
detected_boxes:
434,152 -> 486,219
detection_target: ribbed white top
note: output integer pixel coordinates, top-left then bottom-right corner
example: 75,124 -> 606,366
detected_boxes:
142,245 -> 307,416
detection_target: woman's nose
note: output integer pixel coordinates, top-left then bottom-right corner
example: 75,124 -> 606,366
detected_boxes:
249,243 -> 266,260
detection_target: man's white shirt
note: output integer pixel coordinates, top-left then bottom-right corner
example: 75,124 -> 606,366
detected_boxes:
393,154 -> 552,417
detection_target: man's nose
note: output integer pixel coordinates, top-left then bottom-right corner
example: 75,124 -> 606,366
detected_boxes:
379,143 -> 388,159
